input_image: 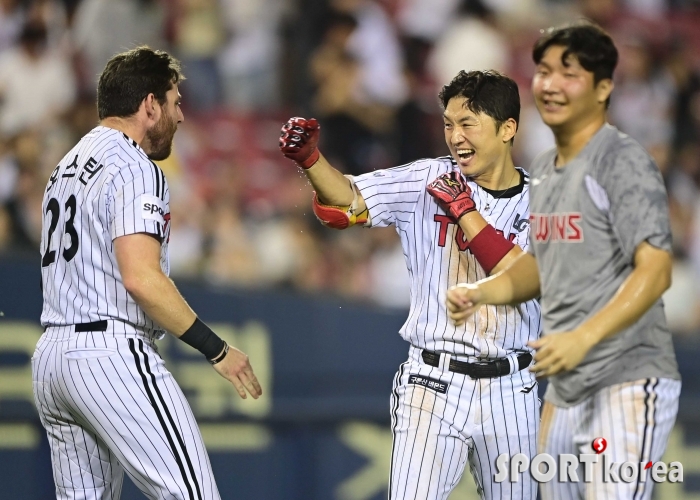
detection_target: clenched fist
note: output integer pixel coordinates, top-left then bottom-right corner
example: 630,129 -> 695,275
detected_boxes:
426,171 -> 476,221
279,117 -> 321,169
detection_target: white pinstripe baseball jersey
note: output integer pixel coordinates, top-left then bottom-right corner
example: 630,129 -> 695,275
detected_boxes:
40,125 -> 170,335
353,157 -> 541,360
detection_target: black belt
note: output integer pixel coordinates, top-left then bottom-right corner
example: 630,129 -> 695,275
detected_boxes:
74,320 -> 108,332
421,350 -> 532,379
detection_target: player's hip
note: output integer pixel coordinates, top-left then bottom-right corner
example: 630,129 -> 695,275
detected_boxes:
41,318 -> 163,340
393,345 -> 537,398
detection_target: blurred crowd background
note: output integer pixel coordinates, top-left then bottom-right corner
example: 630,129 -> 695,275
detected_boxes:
0,0 -> 699,325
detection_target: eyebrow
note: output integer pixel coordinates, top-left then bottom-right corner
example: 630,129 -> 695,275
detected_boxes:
443,113 -> 476,123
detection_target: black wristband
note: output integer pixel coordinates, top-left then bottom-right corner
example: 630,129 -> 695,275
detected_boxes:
179,318 -> 226,361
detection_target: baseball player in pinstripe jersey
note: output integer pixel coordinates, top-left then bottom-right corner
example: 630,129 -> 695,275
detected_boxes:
33,46 -> 262,500
448,23 -> 681,499
279,70 -> 541,499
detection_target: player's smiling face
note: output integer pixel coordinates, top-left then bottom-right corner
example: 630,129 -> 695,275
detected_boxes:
144,84 -> 184,161
443,96 -> 514,178
532,45 -> 613,130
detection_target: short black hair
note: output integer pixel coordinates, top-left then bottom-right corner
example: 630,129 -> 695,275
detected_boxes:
532,21 -> 618,85
439,70 -> 520,138
97,46 -> 184,120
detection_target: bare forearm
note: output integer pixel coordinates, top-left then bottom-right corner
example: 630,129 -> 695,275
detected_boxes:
126,270 -> 196,337
304,153 -> 356,206
480,252 -> 541,304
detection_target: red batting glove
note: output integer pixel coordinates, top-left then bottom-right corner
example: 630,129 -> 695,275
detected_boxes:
279,117 -> 321,169
426,171 -> 476,220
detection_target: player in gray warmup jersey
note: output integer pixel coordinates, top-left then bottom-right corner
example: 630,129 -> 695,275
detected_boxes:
35,47 -> 261,499
448,23 -> 680,499
279,71 -> 542,500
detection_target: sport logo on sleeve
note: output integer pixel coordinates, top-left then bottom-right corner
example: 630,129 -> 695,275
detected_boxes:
140,194 -> 166,224
408,375 -> 449,394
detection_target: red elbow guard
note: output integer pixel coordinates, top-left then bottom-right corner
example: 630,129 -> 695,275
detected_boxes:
468,224 -> 515,274
311,192 -> 368,229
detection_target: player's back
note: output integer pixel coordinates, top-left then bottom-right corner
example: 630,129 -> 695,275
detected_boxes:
40,126 -> 169,334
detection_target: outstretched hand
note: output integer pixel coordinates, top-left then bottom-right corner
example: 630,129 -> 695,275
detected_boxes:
426,171 -> 476,221
212,346 -> 263,399
279,117 -> 321,169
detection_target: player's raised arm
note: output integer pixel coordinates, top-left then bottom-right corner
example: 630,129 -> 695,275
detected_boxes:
279,117 -> 368,229
114,233 -> 262,400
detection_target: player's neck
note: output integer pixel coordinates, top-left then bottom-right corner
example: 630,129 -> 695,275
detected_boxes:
552,114 -> 607,167
100,117 -> 146,147
472,157 -> 518,191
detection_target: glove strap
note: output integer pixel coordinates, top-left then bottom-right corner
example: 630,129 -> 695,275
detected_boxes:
298,149 -> 320,169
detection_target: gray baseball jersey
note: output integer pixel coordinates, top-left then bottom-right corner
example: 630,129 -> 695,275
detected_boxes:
528,123 -> 680,407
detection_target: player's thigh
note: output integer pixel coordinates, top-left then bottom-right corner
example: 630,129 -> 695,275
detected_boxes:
388,360 -> 469,500
585,378 -> 680,500
469,372 -> 540,500
538,399 -> 587,500
32,335 -> 126,499
58,335 -> 220,500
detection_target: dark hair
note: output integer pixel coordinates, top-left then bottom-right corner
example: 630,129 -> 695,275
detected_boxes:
97,46 -> 184,120
439,70 -> 520,137
532,22 -> 618,85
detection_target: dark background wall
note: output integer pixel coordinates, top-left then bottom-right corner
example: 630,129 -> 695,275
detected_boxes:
1,257 -> 698,499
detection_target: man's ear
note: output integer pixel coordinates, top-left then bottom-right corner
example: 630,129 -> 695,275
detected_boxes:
501,117 -> 517,144
596,79 -> 614,105
143,93 -> 159,123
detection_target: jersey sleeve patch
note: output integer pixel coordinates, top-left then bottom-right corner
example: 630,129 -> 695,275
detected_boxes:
140,194 -> 166,224
585,175 -> 610,213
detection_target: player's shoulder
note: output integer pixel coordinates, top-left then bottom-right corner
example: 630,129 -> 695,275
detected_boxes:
528,147 -> 557,176
592,124 -> 659,178
85,127 -> 162,182
355,156 -> 453,183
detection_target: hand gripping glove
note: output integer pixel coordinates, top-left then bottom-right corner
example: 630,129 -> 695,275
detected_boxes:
279,117 -> 321,169
426,171 -> 476,220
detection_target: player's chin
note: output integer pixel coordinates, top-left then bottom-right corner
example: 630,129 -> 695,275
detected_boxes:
148,143 -> 173,161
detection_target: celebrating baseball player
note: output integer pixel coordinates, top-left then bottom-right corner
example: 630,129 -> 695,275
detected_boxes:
34,46 -> 262,499
447,23 -> 681,499
280,70 -> 541,499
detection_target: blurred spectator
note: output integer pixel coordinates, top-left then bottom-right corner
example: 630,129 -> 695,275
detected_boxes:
609,34 -> 675,170
218,0 -> 285,113
309,9 -> 394,175
427,0 -> 510,87
173,0 -> 225,111
0,20 -> 75,137
72,0 -> 166,93
332,0 -> 408,107
0,0 -> 697,315
0,0 -> 24,54
4,130 -> 44,252
395,0 -> 460,43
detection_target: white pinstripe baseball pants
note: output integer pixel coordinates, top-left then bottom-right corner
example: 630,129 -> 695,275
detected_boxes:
388,346 -> 540,500
32,327 -> 220,500
539,377 -> 681,500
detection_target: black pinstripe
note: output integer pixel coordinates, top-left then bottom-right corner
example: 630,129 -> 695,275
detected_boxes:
129,338 -> 202,500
